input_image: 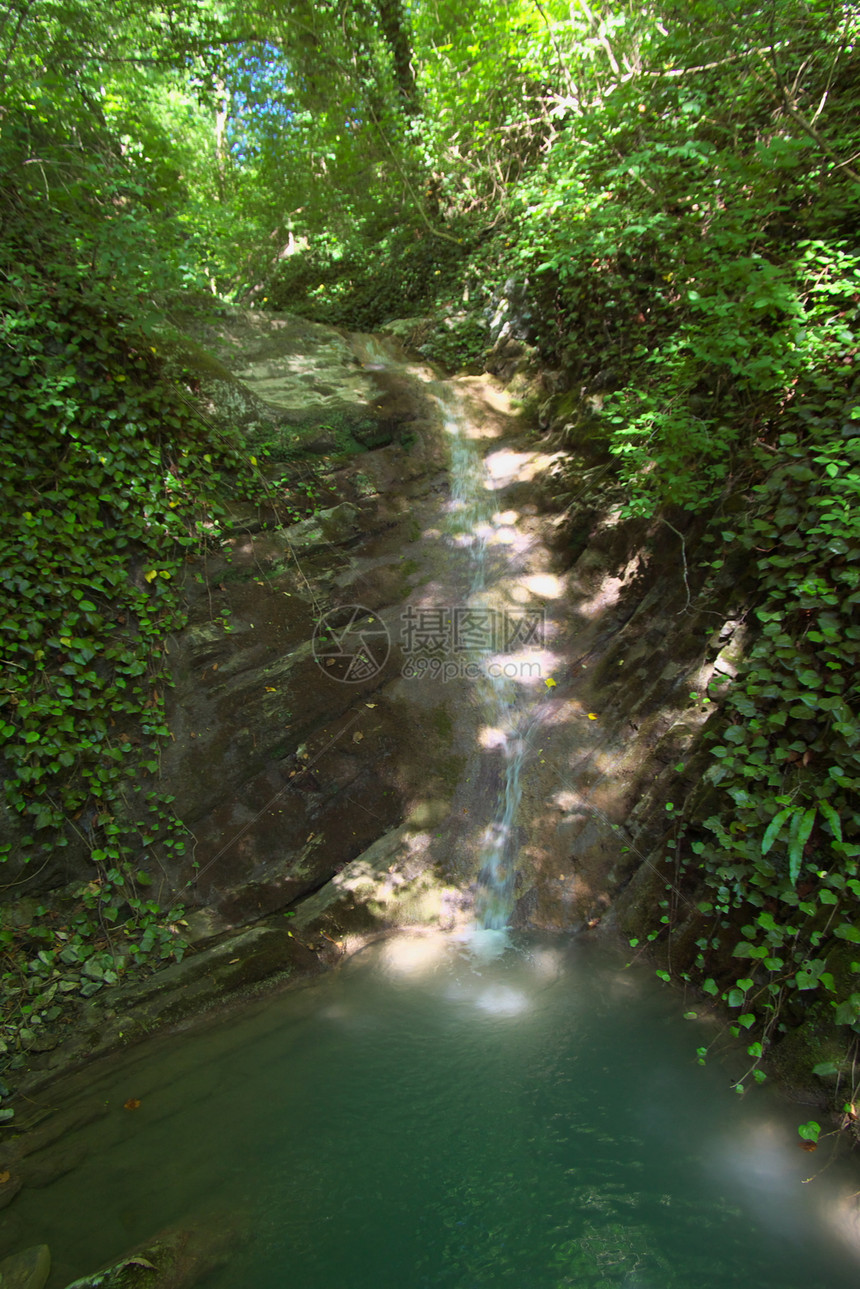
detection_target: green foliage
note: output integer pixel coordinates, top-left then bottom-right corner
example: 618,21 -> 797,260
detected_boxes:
266,221 -> 478,332
0,253 -> 263,1057
0,4 -> 275,1059
674,411 -> 860,1082
480,1 -> 860,1096
0,885 -> 187,1063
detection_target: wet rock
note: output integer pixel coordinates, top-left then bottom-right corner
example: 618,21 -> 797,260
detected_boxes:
0,1172 -> 24,1211
0,1244 -> 51,1289
292,823 -> 463,946
0,1099 -> 107,1170
19,1142 -> 86,1189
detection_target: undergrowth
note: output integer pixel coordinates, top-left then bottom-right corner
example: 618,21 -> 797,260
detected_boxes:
0,270 -> 266,1077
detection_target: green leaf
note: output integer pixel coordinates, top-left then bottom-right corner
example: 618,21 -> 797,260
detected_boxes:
834,994 -> 860,1025
762,807 -> 793,856
789,808 -> 816,886
819,800 -> 843,843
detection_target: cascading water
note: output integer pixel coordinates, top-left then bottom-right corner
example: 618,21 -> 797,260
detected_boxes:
435,384 -> 532,929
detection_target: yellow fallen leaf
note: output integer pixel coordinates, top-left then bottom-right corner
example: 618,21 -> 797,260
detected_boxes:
265,686 -> 276,692
123,1098 -> 141,1111
365,703 -> 376,708
0,1171 -> 10,1184
545,677 -> 556,689
588,713 -> 598,720
353,731 -> 364,742
144,570 -> 157,583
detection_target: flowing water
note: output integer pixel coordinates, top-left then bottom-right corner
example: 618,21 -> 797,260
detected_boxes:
6,361 -> 860,1286
436,382 -> 533,929
8,933 -> 860,1288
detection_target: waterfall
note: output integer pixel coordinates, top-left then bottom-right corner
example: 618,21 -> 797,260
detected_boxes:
435,385 -> 528,930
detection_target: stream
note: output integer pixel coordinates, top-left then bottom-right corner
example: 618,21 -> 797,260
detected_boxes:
4,347 -> 860,1287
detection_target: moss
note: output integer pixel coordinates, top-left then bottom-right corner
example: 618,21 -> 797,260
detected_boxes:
769,1005 -> 854,1098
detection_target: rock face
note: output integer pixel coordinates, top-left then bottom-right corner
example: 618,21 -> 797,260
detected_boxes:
151,308 -> 727,950
149,310 -> 462,941
4,300 -> 747,1100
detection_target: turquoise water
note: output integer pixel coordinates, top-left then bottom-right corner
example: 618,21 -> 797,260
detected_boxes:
7,931 -> 860,1288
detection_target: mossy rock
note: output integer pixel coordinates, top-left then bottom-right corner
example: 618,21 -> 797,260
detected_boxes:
769,1003 -> 856,1098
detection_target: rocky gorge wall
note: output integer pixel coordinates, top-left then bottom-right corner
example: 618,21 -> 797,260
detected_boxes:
1,298 -> 759,1105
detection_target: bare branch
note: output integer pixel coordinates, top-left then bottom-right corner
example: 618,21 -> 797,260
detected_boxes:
756,52 -> 860,187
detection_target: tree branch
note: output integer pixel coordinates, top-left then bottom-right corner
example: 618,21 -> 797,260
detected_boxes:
756,52 -> 860,187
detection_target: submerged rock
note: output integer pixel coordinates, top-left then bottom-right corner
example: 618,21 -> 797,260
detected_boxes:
61,1214 -> 242,1289
0,1244 -> 51,1289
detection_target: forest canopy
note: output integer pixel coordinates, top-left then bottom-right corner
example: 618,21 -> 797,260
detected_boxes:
4,1 -> 858,317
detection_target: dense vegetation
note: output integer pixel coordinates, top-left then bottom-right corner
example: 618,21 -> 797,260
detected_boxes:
1,0 -> 859,1119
